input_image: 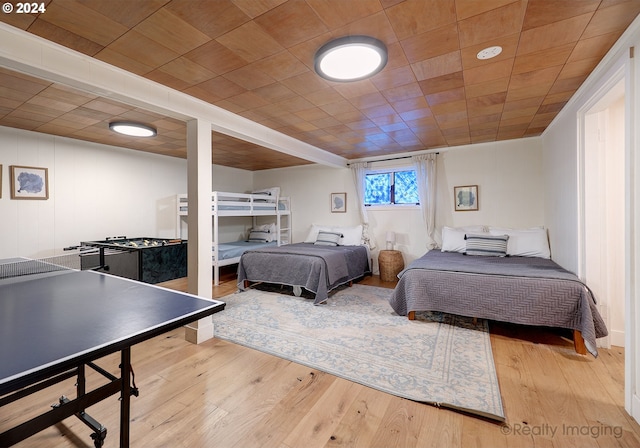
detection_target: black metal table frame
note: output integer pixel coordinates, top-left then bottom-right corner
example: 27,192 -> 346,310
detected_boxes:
0,349 -> 135,447
0,301 -> 224,447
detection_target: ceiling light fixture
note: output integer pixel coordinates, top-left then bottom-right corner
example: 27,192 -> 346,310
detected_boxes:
314,35 -> 387,82
476,46 -> 503,60
109,121 -> 157,137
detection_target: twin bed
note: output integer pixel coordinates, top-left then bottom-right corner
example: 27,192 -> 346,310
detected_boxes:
237,224 -> 371,304
238,242 -> 370,304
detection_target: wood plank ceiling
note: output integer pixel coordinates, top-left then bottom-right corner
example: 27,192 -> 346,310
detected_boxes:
1,0 -> 639,170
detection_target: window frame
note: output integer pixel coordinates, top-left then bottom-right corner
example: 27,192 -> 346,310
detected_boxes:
363,166 -> 420,210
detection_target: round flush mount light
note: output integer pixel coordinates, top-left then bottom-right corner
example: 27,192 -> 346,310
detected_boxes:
314,35 -> 388,82
476,46 -> 503,60
109,121 -> 157,137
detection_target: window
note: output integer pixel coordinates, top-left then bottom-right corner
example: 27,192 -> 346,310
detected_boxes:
364,169 -> 419,206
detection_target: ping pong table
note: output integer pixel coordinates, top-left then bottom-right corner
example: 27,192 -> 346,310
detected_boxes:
0,258 -> 225,447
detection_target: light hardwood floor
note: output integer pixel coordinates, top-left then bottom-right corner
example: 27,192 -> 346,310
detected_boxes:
4,268 -> 640,447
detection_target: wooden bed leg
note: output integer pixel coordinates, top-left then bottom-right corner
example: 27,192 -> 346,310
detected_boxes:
349,280 -> 353,287
574,330 -> 587,355
472,317 -> 478,325
243,280 -> 249,289
408,311 -> 415,321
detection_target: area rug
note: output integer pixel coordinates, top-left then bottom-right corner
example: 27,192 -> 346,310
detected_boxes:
213,284 -> 505,421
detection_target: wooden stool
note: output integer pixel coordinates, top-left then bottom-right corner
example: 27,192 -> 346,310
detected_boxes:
378,250 -> 404,282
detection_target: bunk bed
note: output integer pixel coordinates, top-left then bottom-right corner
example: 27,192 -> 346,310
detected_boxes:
176,190 -> 291,285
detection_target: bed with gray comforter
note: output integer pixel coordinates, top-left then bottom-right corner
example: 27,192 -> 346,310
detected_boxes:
389,250 -> 608,357
237,243 -> 371,304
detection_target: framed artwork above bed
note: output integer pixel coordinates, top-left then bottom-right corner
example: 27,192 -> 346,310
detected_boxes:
454,185 -> 478,211
331,192 -> 346,213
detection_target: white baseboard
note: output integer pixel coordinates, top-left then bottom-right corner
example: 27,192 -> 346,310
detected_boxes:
632,394 -> 640,424
611,329 -> 625,347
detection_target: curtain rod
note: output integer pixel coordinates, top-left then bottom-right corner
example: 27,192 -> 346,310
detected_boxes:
346,152 -> 438,166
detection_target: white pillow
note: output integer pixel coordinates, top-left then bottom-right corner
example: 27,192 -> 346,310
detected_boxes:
488,227 -> 550,258
332,225 -> 363,246
252,186 -> 280,197
252,223 -> 276,242
304,224 -> 363,245
441,225 -> 487,253
304,224 -> 332,243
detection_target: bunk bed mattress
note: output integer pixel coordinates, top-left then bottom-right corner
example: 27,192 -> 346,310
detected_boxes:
179,204 -> 282,212
237,243 -> 370,304
215,241 -> 277,261
388,250 -> 608,357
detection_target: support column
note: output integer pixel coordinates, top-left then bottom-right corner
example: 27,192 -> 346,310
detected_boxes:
184,118 -> 214,344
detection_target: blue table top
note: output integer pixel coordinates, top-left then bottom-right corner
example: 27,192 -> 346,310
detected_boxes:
0,269 -> 224,394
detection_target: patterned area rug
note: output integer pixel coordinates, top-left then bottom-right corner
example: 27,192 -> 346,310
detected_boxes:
213,284 -> 505,421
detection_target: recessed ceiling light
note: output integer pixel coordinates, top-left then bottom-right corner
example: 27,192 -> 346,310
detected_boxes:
109,121 -> 157,137
314,35 -> 388,82
477,46 -> 503,60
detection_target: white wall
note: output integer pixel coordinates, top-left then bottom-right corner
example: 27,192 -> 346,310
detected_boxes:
253,163 -> 361,241
0,126 -> 187,258
254,137 -> 544,270
177,162 -> 255,242
435,138 -> 544,235
212,163 -> 255,241
542,114 -> 581,273
0,125 -> 254,259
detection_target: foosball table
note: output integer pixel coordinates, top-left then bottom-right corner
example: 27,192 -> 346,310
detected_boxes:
79,237 -> 187,284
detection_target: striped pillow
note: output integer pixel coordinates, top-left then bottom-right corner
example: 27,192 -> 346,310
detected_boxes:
314,231 -> 342,246
247,230 -> 270,243
465,233 -> 508,257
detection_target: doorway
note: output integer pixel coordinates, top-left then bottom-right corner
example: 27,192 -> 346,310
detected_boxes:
582,78 -> 626,349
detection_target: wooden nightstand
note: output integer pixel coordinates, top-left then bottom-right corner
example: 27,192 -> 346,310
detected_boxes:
378,250 -> 404,282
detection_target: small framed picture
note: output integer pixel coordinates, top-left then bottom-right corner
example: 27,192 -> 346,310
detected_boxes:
454,185 -> 478,211
331,192 -> 346,213
10,165 -> 49,200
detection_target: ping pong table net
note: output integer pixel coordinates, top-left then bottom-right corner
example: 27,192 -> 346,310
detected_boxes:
0,254 -> 81,280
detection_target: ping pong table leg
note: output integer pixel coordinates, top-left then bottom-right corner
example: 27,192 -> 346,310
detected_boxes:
73,364 -> 107,447
120,348 -> 132,448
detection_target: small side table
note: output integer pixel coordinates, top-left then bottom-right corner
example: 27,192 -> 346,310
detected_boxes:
378,250 -> 404,282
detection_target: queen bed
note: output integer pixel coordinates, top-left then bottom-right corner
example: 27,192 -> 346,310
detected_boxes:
237,225 -> 371,304
389,226 -> 608,357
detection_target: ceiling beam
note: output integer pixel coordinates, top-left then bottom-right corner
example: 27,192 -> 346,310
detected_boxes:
0,23 -> 347,169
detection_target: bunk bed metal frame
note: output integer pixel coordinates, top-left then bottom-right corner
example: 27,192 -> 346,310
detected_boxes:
176,191 -> 291,285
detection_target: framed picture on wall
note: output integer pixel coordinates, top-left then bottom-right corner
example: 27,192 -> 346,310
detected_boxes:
331,192 -> 346,213
10,165 -> 49,200
454,185 -> 478,211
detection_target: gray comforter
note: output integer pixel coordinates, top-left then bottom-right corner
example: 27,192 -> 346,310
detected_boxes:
237,243 -> 370,304
389,251 -> 608,357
